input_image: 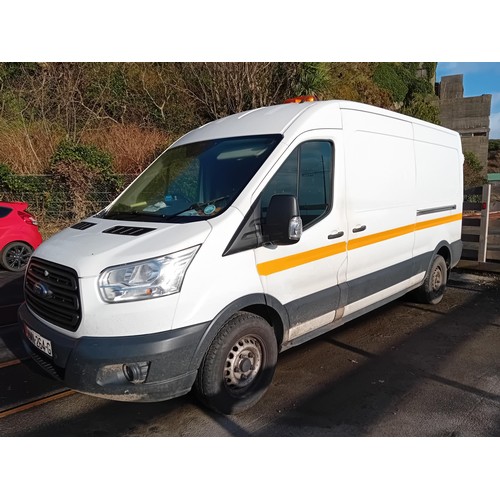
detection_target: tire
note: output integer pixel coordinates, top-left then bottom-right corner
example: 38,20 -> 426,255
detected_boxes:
195,312 -> 278,415
0,241 -> 33,272
415,254 -> 448,305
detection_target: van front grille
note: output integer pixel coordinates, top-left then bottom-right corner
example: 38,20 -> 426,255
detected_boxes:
25,258 -> 81,332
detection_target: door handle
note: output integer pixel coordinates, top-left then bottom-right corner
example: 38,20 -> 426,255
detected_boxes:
328,230 -> 344,240
352,225 -> 366,233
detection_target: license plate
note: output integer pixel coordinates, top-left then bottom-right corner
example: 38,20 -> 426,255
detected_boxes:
25,325 -> 53,357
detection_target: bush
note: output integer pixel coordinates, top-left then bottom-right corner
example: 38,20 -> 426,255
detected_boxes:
400,94 -> 441,124
373,63 -> 409,104
81,123 -> 170,176
463,151 -> 485,189
489,139 -> 500,152
373,62 -> 436,109
0,163 -> 47,194
48,140 -> 123,220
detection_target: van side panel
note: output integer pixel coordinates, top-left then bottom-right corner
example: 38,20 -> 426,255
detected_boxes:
342,109 -> 417,315
413,123 -> 463,267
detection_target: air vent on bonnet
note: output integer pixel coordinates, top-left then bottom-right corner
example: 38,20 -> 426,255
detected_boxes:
71,221 -> 97,230
103,226 -> 156,236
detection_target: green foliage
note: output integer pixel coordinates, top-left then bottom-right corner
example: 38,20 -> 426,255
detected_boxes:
0,163 -> 47,193
489,139 -> 500,152
293,63 -> 330,96
0,163 -> 9,186
50,140 -> 122,190
373,62 -> 436,108
49,140 -> 123,219
373,63 -> 409,103
464,151 -> 482,170
406,78 -> 433,100
463,151 -> 485,188
400,94 -> 441,124
51,140 -> 112,172
422,62 -> 437,79
0,62 -> 39,82
321,63 -> 393,108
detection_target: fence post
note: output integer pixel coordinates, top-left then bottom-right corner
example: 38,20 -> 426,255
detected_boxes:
478,183 -> 491,263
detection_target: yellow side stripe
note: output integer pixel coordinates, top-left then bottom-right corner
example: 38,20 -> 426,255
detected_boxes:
257,213 -> 462,276
347,222 -> 415,251
415,213 -> 462,231
346,213 -> 462,251
257,241 -> 346,276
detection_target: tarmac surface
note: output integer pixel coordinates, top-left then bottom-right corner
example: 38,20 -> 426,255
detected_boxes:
1,263 -> 499,437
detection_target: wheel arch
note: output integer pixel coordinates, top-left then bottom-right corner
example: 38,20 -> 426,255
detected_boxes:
187,293 -> 288,373
436,243 -> 451,274
241,303 -> 285,348
1,239 -> 34,252
430,240 -> 458,278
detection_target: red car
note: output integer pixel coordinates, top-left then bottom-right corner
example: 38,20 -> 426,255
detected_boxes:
0,201 -> 43,272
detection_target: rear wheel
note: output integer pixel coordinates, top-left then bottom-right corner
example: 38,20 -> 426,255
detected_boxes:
415,254 -> 448,305
195,312 -> 278,415
1,241 -> 33,272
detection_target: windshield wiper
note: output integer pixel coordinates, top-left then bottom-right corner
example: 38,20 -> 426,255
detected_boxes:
101,210 -> 146,220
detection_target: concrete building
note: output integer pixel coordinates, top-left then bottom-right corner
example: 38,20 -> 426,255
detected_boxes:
436,74 -> 491,171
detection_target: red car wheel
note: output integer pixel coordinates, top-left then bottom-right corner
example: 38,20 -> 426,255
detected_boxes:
1,241 -> 33,272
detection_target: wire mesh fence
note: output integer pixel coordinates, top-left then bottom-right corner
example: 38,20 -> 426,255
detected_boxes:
1,174 -> 136,238
1,174 -> 136,215
0,189 -> 117,219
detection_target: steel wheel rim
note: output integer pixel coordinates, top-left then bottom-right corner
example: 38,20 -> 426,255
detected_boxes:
431,264 -> 443,291
224,335 -> 263,394
6,244 -> 31,270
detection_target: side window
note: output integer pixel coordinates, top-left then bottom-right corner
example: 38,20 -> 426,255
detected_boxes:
260,141 -> 333,227
0,207 -> 13,218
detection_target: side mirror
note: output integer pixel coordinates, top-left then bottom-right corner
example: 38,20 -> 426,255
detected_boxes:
264,194 -> 302,245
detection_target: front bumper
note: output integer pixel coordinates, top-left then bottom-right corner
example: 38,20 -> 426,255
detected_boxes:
18,303 -> 209,402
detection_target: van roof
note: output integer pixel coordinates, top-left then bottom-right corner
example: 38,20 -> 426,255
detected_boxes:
173,100 -> 456,147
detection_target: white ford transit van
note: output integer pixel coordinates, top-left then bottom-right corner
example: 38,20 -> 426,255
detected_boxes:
19,99 -> 463,414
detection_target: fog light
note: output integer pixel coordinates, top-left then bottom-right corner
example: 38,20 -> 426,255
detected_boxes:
123,362 -> 150,384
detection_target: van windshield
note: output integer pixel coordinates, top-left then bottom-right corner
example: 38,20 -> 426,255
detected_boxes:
100,134 -> 282,222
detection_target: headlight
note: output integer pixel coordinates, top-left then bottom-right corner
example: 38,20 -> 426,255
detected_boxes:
98,246 -> 199,303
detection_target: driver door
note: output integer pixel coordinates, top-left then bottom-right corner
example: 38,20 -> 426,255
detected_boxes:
254,132 -> 347,342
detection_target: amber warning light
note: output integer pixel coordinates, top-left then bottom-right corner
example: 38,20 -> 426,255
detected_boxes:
284,95 -> 318,104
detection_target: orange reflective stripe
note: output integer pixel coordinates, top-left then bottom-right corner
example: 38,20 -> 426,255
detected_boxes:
347,223 -> 416,251
257,241 -> 346,276
257,213 -> 462,276
415,213 -> 462,231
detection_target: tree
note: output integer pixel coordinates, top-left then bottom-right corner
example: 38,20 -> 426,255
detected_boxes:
400,93 -> 440,124
174,62 -> 304,121
463,151 -> 485,188
322,63 -> 393,108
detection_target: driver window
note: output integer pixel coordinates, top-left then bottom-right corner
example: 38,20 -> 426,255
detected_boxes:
260,140 -> 333,228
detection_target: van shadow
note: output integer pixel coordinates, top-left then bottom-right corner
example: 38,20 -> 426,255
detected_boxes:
253,279 -> 500,436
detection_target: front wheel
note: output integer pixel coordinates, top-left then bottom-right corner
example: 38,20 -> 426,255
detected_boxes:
195,312 -> 278,415
415,254 -> 448,305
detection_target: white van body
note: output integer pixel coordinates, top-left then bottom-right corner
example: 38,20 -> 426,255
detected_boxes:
19,100 -> 463,414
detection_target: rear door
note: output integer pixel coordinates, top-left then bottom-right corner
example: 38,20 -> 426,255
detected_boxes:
253,131 -> 347,342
